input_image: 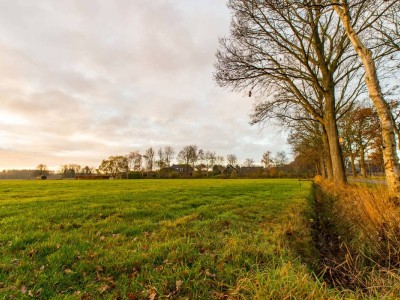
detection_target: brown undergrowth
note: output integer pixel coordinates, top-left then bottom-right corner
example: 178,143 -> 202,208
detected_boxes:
313,178 -> 400,297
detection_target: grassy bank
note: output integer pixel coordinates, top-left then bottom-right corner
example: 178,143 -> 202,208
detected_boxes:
313,179 -> 400,298
0,179 -> 345,299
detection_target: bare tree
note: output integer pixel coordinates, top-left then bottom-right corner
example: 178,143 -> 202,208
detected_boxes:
261,151 -> 274,170
177,145 -> 200,168
156,148 -> 166,170
127,151 -> 142,171
82,166 -> 93,175
331,0 -> 400,199
340,103 -> 379,177
215,0 -> 367,184
244,158 -> 255,168
144,147 -> 155,172
36,164 -> 48,176
227,154 -> 238,166
216,155 -> 225,166
275,151 -> 288,168
288,121 -> 327,177
164,146 -> 175,167
204,151 -> 216,177
340,111 -> 360,177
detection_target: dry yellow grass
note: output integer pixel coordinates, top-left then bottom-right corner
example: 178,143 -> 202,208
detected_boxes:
315,179 -> 400,297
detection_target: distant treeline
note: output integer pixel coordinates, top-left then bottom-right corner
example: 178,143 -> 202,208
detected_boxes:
0,169 -> 36,180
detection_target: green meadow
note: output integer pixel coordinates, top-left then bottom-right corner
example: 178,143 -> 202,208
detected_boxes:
0,179 -> 346,299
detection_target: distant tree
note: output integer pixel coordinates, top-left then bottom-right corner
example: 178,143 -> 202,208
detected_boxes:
128,151 -> 143,171
244,158 -> 255,168
0,169 -> 36,180
60,164 -> 82,178
288,120 -> 327,178
81,166 -> 93,175
204,151 -> 216,177
216,155 -> 225,166
144,147 -> 155,171
275,152 -> 288,168
197,149 -> 205,165
177,145 -> 199,168
99,156 -> 128,179
227,154 -> 237,166
340,103 -> 380,177
261,151 -> 274,170
35,164 -> 48,176
156,148 -> 166,170
164,146 -> 175,167
127,152 -> 137,171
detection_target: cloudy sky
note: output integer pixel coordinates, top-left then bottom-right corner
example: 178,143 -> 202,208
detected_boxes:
0,0 -> 289,170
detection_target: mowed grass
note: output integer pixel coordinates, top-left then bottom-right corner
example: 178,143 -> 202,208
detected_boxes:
0,179 -> 345,299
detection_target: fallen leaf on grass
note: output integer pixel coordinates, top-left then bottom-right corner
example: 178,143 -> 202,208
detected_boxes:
176,280 -> 183,291
148,288 -> 157,300
205,269 -> 216,277
20,285 -> 27,294
64,269 -> 74,274
128,270 -> 138,279
98,284 -> 109,294
149,291 -> 157,300
95,265 -> 104,272
128,293 -> 136,300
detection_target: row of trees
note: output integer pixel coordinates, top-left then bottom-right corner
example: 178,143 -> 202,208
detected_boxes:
97,146 -> 290,178
215,0 -> 400,199
287,101 -> 385,178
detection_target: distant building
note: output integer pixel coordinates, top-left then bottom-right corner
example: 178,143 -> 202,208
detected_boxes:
221,165 -> 239,176
168,164 -> 194,176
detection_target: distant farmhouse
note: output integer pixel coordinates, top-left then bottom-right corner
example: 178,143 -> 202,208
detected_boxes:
220,165 -> 264,178
160,164 -> 194,178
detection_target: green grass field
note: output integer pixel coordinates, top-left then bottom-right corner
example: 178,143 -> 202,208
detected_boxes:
0,179 -> 346,299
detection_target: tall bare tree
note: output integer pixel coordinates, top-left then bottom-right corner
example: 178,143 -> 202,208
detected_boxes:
215,0 -> 365,185
331,0 -> 400,199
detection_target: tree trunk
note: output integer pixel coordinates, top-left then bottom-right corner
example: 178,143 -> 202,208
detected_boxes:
320,156 -> 327,178
322,127 -> 333,180
334,1 -> 400,200
359,147 -> 367,178
350,154 -> 357,177
324,91 -> 347,185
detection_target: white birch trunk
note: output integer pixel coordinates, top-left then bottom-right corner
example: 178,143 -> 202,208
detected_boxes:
333,1 -> 400,200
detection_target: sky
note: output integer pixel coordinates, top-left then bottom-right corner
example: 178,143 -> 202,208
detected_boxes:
0,0 -> 289,170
